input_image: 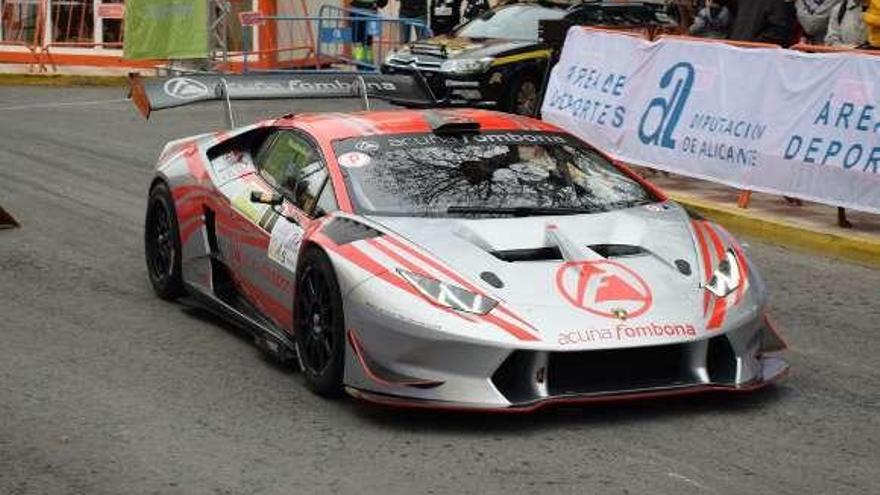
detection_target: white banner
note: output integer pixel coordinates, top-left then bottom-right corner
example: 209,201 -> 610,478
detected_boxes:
542,29 -> 880,214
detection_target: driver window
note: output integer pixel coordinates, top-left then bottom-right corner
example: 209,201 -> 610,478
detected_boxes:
256,131 -> 329,215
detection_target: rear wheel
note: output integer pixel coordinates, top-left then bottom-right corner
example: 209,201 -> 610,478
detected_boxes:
295,248 -> 345,397
145,182 -> 185,300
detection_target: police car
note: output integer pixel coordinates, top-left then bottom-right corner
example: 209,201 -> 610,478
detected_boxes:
382,0 -> 676,115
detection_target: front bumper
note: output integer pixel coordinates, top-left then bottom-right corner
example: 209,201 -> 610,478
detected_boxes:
380,64 -> 498,108
343,290 -> 789,411
347,354 -> 788,412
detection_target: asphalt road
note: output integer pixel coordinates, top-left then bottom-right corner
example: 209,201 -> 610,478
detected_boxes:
1,86 -> 878,495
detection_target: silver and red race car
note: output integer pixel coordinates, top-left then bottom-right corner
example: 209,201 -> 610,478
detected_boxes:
134,73 -> 788,411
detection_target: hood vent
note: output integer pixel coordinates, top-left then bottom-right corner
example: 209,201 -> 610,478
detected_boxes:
490,247 -> 563,263
490,244 -> 647,263
588,244 -> 648,258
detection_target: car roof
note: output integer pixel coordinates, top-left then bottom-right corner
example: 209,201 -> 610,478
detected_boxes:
277,108 -> 564,141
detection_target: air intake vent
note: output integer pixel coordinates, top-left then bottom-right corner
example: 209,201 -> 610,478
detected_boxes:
706,335 -> 737,383
490,247 -> 563,263
588,244 -> 647,258
548,344 -> 693,395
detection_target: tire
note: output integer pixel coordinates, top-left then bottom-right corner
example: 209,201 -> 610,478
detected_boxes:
144,182 -> 185,300
295,247 -> 346,397
501,73 -> 541,116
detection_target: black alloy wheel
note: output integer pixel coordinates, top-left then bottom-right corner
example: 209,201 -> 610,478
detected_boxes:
145,182 -> 185,300
295,248 -> 345,397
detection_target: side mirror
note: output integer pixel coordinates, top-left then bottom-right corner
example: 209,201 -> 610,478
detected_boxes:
250,190 -> 283,206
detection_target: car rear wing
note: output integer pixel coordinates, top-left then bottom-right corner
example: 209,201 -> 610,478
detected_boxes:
128,72 -> 436,124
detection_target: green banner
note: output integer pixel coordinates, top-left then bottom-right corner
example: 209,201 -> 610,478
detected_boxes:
123,0 -> 209,60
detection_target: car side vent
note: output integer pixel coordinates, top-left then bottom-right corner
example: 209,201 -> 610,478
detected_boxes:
322,218 -> 382,245
589,244 -> 648,258
490,247 -> 563,263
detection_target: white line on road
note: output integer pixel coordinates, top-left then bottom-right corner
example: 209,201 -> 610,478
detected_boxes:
668,472 -> 713,491
0,98 -> 128,112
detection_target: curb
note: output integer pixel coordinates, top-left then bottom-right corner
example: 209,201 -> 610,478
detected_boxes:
0,73 -> 128,87
670,192 -> 880,267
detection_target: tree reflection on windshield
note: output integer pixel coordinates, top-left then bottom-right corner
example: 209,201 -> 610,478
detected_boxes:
342,141 -> 652,217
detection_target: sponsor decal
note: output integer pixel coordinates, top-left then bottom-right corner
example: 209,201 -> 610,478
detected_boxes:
211,151 -> 254,184
489,73 -> 503,85
555,260 -> 653,319
267,219 -> 304,272
383,132 -> 566,149
163,77 -> 210,100
354,141 -> 380,153
219,237 -> 293,295
238,10 -> 263,27
231,190 -> 268,225
337,151 -> 372,168
558,321 -> 698,346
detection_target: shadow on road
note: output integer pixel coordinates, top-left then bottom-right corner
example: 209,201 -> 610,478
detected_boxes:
349,385 -> 793,433
178,302 -> 299,375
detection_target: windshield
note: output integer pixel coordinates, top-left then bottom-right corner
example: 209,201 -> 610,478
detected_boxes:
455,5 -> 567,41
333,132 -> 655,217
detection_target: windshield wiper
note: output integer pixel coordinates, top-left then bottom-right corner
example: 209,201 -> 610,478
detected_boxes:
446,206 -> 595,217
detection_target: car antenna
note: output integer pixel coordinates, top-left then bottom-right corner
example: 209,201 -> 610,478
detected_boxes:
217,78 -> 236,128
353,75 -> 371,111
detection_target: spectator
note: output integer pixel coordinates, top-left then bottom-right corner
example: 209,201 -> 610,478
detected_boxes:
431,0 -> 463,36
399,0 -> 428,43
689,0 -> 733,38
866,0 -> 880,46
729,0 -> 798,46
796,0 -> 844,43
463,0 -> 491,22
825,0 -> 869,46
351,0 -> 389,64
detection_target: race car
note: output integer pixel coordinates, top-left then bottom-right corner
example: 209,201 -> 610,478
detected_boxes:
133,73 -> 788,411
381,0 -> 677,115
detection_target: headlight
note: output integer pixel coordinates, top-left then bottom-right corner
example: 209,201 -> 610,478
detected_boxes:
704,250 -> 741,297
384,47 -> 411,65
440,58 -> 493,75
397,269 -> 498,314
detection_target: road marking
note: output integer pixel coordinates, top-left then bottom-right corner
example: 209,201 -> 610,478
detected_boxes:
0,98 -> 128,112
668,472 -> 713,491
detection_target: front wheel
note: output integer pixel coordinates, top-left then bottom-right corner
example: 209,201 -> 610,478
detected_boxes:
144,182 -> 185,300
295,248 -> 345,397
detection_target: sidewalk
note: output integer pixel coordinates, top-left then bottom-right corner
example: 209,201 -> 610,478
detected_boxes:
641,170 -> 880,266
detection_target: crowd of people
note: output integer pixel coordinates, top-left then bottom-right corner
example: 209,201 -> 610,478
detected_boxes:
685,0 -> 880,50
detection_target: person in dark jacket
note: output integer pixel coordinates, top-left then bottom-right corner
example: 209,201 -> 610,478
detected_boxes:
399,0 -> 429,43
729,0 -> 798,46
351,0 -> 389,64
463,0 -> 491,22
431,0 -> 463,36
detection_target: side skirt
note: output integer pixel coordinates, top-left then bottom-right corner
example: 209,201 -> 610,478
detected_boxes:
185,282 -> 299,365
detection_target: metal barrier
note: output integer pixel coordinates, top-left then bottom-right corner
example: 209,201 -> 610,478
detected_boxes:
0,0 -> 44,71
0,0 -> 41,46
237,6 -> 431,73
